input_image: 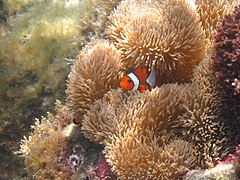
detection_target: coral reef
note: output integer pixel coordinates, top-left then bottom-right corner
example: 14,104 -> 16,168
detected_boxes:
19,0 -> 240,179
107,0 -> 206,83
213,5 -> 240,142
85,156 -> 117,179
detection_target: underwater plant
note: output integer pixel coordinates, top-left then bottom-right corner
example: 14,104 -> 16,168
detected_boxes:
77,0 -> 119,46
3,0 -> 34,15
0,1 -> 79,177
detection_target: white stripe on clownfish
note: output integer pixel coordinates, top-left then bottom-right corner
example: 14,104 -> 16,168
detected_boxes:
127,72 -> 140,91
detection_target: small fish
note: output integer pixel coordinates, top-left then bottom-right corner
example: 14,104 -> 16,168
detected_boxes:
73,117 -> 81,125
120,66 -> 160,93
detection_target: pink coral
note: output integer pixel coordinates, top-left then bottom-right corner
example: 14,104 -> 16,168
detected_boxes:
218,145 -> 240,165
85,156 -> 116,180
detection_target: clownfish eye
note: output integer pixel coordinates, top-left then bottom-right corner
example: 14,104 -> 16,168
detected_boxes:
127,79 -> 132,83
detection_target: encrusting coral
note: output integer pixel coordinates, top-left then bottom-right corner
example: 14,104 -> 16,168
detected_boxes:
213,5 -> 240,142
66,40 -> 122,118
107,0 -> 206,83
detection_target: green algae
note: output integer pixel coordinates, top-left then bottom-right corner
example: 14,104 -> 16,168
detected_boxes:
3,0 -> 34,15
0,1 -> 80,106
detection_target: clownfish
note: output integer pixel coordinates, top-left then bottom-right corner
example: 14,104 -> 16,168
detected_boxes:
120,66 -> 160,93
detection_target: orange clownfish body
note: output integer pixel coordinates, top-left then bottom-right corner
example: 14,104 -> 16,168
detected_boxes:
120,66 -> 160,93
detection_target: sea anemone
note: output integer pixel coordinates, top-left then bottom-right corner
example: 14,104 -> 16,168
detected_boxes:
107,0 -> 205,83
81,83 -> 188,145
66,40 -> 122,118
81,84 -> 196,178
178,54 -> 231,168
105,132 -> 196,179
196,0 -> 240,40
81,88 -> 128,145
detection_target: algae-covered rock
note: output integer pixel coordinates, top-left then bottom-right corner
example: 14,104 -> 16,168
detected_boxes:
183,164 -> 240,180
